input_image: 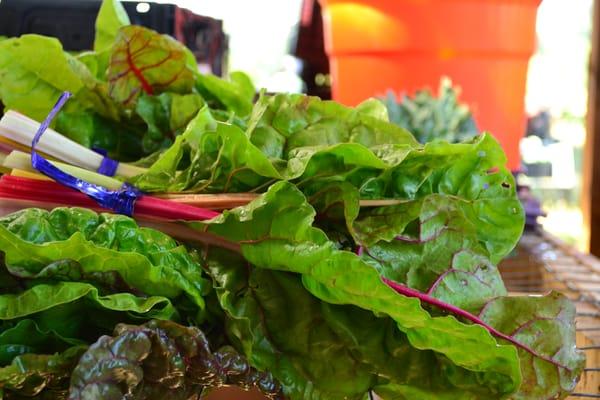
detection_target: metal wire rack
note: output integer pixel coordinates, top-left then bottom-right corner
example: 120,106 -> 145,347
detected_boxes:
498,230 -> 600,398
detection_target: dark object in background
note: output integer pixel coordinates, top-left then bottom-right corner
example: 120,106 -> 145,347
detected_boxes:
0,0 -> 227,75
295,0 -> 331,99
518,184 -> 546,230
521,111 -> 554,178
522,162 -> 552,177
526,110 -> 555,144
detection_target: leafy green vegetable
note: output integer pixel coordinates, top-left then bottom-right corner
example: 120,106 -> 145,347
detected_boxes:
0,208 -> 209,318
195,71 -> 256,117
0,1 -> 585,398
131,92 -> 418,192
0,35 -> 92,121
477,292 -> 584,399
0,207 -> 230,398
107,25 -> 195,106
382,79 -> 479,144
135,92 -> 204,154
0,319 -> 81,365
54,109 -> 144,161
0,346 -> 86,398
189,181 -> 584,399
205,248 -> 493,399
0,0 -> 256,161
69,319 -> 282,400
94,0 -> 130,53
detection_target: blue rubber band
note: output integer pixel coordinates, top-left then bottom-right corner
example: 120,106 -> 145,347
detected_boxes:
92,147 -> 119,177
30,92 -> 141,216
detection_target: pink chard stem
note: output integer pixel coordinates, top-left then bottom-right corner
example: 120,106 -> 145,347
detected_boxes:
381,277 -> 569,370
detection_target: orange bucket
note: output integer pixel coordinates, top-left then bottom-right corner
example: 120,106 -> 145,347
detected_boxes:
319,0 -> 541,170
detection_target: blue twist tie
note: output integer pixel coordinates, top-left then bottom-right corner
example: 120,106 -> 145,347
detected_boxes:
92,147 -> 119,177
31,92 -> 141,216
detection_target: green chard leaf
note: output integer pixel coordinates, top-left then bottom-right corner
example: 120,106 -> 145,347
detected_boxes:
195,71 -> 256,117
0,208 -> 209,320
0,35 -> 89,121
204,247 -> 496,400
188,182 -> 584,400
94,0 -> 131,53
0,318 -> 88,367
135,92 -> 204,154
0,346 -> 86,398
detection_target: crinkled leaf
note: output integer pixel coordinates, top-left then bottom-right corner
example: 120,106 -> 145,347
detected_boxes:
0,346 -> 86,398
205,247 -> 502,400
0,208 -> 209,318
190,182 -> 584,399
131,96 -> 520,264
0,282 -> 175,323
354,195 -> 507,313
190,182 -> 523,397
0,35 -> 120,122
195,71 -> 255,117
68,320 -> 282,400
107,25 -> 195,106
205,248 -> 375,399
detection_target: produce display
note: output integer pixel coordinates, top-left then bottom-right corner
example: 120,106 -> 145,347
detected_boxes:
0,1 -> 586,399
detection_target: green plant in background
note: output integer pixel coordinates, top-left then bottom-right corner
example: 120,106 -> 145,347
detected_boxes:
382,78 -> 479,144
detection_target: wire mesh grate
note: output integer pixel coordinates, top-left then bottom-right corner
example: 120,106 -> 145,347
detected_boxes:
498,231 -> 600,398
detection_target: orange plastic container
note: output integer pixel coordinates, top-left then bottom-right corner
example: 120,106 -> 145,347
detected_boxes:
319,0 -> 541,170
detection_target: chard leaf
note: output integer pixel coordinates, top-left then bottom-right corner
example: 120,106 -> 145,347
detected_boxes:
0,346 -> 86,398
0,208 -> 209,318
0,36 -> 87,121
205,249 -> 375,400
94,0 -> 130,53
107,26 -> 195,106
195,71 -> 255,117
478,292 -> 585,399
0,34 -> 120,122
0,282 -> 176,323
190,181 -> 585,399
68,320 -> 282,400
135,92 -> 204,154
355,195 -> 507,313
0,320 -> 82,366
205,248 -> 504,400
131,95 -> 520,267
191,182 -> 523,397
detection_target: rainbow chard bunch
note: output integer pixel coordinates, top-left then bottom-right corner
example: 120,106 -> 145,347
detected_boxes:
0,92 -> 587,399
0,0 -> 586,399
0,0 -> 254,161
